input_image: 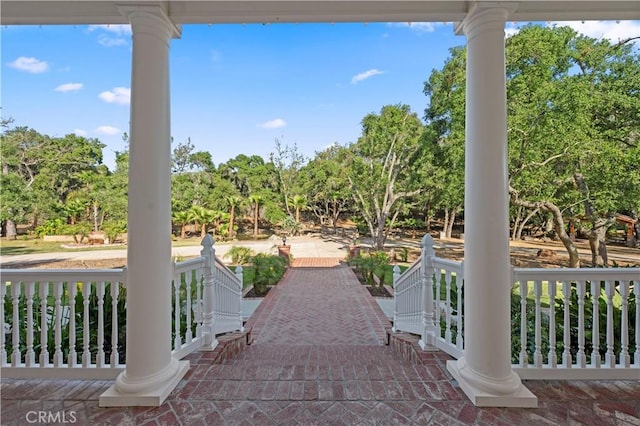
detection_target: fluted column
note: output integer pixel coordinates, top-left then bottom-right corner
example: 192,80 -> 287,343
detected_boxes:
446,5 -> 537,408
100,5 -> 187,407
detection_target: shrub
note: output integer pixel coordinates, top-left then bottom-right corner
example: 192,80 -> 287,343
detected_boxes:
251,254 -> 287,296
225,246 -> 255,265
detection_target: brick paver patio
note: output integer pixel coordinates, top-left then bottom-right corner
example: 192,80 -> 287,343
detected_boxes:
2,259 -> 640,425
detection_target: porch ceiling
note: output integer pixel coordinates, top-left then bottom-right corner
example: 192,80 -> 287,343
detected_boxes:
2,1 -> 639,26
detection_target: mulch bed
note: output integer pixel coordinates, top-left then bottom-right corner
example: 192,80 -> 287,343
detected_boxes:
352,268 -> 393,298
243,286 -> 272,298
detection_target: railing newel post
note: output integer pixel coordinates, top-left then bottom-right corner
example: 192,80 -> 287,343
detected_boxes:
392,265 -> 401,332
200,234 -> 218,350
420,234 -> 436,349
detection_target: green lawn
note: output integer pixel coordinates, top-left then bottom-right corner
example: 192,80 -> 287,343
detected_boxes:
0,236 -> 205,256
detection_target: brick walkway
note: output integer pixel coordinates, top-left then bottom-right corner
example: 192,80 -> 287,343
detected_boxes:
2,260 -> 640,425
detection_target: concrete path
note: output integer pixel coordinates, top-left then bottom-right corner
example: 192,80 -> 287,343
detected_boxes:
2,260 -> 640,425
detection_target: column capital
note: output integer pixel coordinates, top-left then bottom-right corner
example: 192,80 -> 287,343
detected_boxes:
454,2 -> 515,37
117,4 -> 181,39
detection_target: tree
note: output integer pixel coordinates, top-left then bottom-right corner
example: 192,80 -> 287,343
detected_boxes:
226,195 -> 242,239
248,194 -> 263,237
299,144 -> 351,229
345,104 -> 425,250
172,211 -> 191,239
270,138 -> 306,216
423,46 -> 466,238
291,195 -> 307,224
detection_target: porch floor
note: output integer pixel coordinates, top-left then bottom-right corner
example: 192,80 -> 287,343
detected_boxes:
2,258 -> 640,425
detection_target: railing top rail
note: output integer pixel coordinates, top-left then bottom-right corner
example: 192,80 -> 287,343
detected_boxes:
432,257 -> 463,272
513,267 -> 640,282
395,256 -> 422,283
0,268 -> 126,284
174,257 -> 205,274
215,256 -> 240,282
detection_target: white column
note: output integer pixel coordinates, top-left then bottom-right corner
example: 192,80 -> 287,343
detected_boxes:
100,5 -> 188,407
447,5 -> 536,408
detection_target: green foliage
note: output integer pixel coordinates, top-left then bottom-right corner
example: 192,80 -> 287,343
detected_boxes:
279,215 -> 301,236
344,104 -> 426,250
350,251 -> 390,287
225,246 -> 255,265
34,219 -> 67,237
102,221 -> 126,243
250,254 -> 287,296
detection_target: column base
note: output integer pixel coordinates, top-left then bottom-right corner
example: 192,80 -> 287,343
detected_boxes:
447,359 -> 537,407
99,360 -> 189,407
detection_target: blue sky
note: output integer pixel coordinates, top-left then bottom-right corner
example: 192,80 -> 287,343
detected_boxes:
2,20 -> 638,171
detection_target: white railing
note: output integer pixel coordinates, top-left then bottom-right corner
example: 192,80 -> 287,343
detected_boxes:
1,235 -> 244,378
392,234 -> 640,379
432,257 -> 463,359
512,267 -> 640,379
0,269 -> 127,379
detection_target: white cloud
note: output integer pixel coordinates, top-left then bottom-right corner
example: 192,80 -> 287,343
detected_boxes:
88,24 -> 132,35
54,82 -> 83,92
99,87 -> 131,105
548,20 -> 640,45
73,129 -> 88,137
351,69 -> 384,84
95,126 -> 121,136
259,118 -> 287,129
8,56 -> 49,73
388,22 -> 448,33
98,34 -> 128,47
505,23 -> 521,38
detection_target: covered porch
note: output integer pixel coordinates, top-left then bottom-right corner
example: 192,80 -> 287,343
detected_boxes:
2,0 -> 640,413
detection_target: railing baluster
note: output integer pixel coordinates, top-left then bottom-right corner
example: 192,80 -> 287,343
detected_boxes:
96,282 -> 105,367
68,282 -> 77,367
547,280 -> 557,368
185,271 -> 193,343
456,264 -> 464,351
0,282 -> 7,366
635,280 -> 640,367
519,280 -> 528,367
620,281 -> 630,367
576,280 -> 586,368
11,281 -> 22,367
444,270 -> 452,343
435,269 -> 441,338
605,280 -> 615,367
590,280 -> 601,368
53,281 -> 64,367
82,282 -> 92,367
10,281 -> 21,367
562,280 -> 572,368
110,281 -> 120,367
25,282 -> 35,367
173,268 -> 182,351
533,280 -> 542,367
195,269 -> 203,339
39,282 -> 49,367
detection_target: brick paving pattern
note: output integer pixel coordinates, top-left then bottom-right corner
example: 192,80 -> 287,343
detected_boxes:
2,261 -> 640,425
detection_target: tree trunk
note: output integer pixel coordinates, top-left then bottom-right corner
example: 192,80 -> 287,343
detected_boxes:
515,208 -> 539,240
512,206 -> 523,240
5,219 -> 17,240
425,198 -> 431,232
295,207 -> 300,223
180,224 -> 186,239
588,220 -> 609,267
445,206 -> 458,238
253,203 -> 259,237
201,223 -> 206,238
443,208 -> 450,238
92,202 -> 99,232
229,205 -> 235,238
545,206 -> 581,267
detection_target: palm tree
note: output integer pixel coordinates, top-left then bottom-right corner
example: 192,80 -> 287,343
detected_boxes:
226,195 -> 242,239
248,194 -> 263,238
291,194 -> 307,224
172,210 -> 191,239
